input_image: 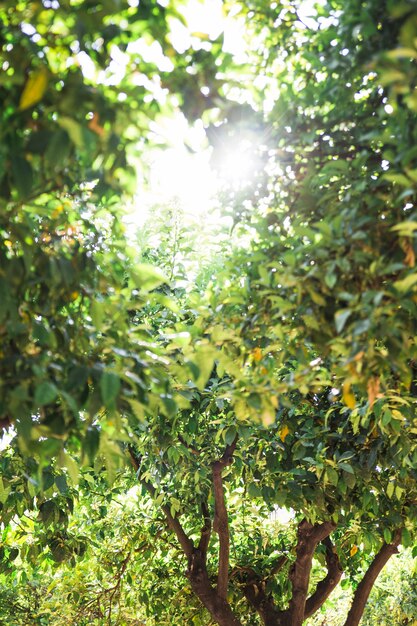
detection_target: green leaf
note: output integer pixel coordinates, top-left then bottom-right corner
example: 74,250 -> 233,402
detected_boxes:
393,273 -> 417,292
402,527 -> 412,547
39,500 -> 57,526
338,462 -> 354,474
391,220 -> 417,235
11,155 -> 33,199
191,344 -> 216,391
100,372 -> 121,406
334,309 -> 352,333
55,474 -> 68,494
130,264 -> 168,291
247,482 -> 261,497
326,467 -> 339,486
83,427 -> 100,463
224,425 -> 237,445
57,116 -> 85,148
35,382 -> 58,406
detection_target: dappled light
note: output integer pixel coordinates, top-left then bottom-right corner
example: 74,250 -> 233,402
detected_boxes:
2,1 -> 417,625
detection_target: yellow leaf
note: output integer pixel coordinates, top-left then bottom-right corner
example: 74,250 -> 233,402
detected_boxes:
402,238 -> 416,267
342,381 -> 356,409
367,376 -> 381,408
279,424 -> 290,442
252,347 -> 263,362
19,68 -> 48,111
350,544 -> 358,557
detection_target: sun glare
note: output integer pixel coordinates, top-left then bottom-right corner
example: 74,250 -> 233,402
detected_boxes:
144,132 -> 260,221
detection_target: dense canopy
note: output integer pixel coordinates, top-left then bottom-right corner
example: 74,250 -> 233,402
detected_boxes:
1,1 -> 417,625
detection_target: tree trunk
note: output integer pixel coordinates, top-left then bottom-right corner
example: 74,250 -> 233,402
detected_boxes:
343,531 -> 401,626
286,520 -> 335,626
187,548 -> 243,626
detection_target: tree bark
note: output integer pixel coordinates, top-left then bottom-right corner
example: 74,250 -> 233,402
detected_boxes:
304,536 -> 343,620
237,566 -> 285,626
286,520 -> 336,626
187,548 -> 243,626
343,530 -> 402,626
129,445 -> 243,626
212,436 -> 238,599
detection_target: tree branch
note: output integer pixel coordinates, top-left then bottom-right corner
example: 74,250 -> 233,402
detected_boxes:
304,536 -> 343,620
128,445 -> 194,559
238,567 -> 283,625
211,436 -> 238,599
270,554 -> 288,577
198,500 -> 212,556
287,519 -> 336,626
343,529 -> 402,626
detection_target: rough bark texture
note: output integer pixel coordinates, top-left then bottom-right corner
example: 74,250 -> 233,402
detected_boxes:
343,530 -> 402,626
304,536 -> 343,620
212,436 -> 238,599
187,548 -> 243,626
237,567 -> 285,626
287,520 -> 336,626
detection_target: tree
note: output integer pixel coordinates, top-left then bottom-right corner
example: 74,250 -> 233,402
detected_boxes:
2,1 -> 417,625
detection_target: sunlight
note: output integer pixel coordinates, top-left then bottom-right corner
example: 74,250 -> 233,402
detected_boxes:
215,138 -> 259,187
149,146 -> 217,216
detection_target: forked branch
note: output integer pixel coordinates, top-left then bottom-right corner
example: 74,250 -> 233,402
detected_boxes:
304,536 -> 343,619
287,519 -> 336,626
212,436 -> 238,599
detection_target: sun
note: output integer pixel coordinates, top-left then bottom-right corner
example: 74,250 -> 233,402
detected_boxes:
142,126 -> 260,219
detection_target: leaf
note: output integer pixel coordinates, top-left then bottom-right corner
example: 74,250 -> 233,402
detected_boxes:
335,309 -> 352,333
19,68 -> 48,110
252,347 -> 263,362
0,477 -> 10,504
83,427 -> 100,463
338,462 -> 354,474
279,424 -> 290,442
386,47 -> 417,60
224,425 -> 237,445
58,451 -> 79,484
35,382 -> 58,406
192,344 -> 216,391
326,467 -> 338,486
367,376 -> 380,408
45,129 -> 71,168
11,155 -> 33,199
393,273 -> 417,292
350,544 -> 358,557
130,264 -> 168,291
402,527 -> 412,547
57,116 -> 85,148
387,481 -> 395,499
342,382 -> 356,409
391,220 -> 417,234
39,500 -> 57,526
100,371 -> 121,406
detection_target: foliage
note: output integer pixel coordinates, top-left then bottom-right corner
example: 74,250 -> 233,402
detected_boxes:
2,1 -> 417,626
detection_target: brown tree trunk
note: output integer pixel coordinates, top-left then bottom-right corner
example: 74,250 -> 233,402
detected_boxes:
304,536 -> 343,619
187,548 -> 243,626
286,520 -> 335,626
343,530 -> 402,626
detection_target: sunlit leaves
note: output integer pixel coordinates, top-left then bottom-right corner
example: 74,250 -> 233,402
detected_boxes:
19,68 -> 49,111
